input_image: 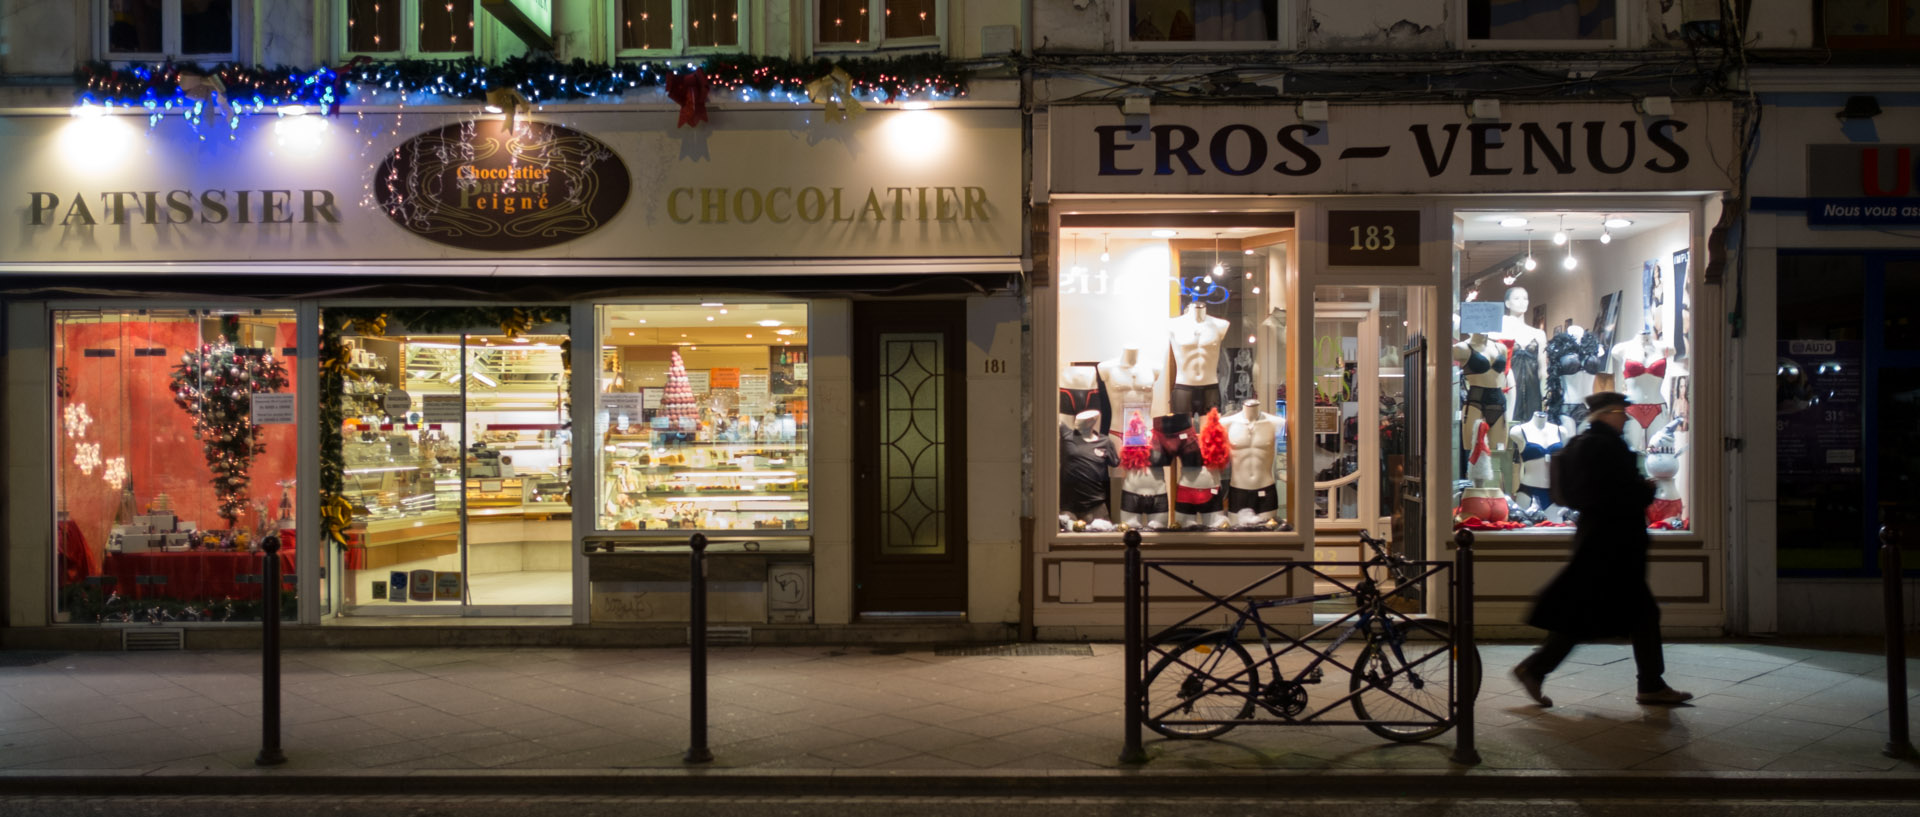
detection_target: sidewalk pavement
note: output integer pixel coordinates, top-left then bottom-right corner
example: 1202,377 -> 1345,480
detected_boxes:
0,637 -> 1915,796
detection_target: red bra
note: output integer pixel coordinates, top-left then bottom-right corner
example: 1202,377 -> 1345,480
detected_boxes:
1623,358 -> 1668,379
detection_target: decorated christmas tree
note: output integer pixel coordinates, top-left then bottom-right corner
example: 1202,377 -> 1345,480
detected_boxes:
663,350 -> 697,432
169,326 -> 291,527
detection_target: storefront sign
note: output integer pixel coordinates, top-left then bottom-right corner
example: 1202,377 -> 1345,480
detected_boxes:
373,119 -> 629,251
1804,145 -> 1920,226
1326,210 -> 1420,266
1051,102 -> 1735,195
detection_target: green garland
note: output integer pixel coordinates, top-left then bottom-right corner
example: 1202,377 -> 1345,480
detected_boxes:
77,53 -> 970,111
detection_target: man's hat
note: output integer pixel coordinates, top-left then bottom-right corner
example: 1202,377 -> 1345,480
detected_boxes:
1585,391 -> 1629,413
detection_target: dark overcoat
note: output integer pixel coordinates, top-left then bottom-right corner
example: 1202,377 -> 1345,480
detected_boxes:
1525,421 -> 1658,639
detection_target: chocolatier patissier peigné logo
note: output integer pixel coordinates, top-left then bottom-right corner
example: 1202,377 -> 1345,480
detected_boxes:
373,119 -> 629,251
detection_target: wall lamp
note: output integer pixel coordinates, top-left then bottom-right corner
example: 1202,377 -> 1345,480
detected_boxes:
1637,96 -> 1674,117
485,87 -> 532,131
1297,100 -> 1329,122
1467,98 -> 1501,120
1838,95 -> 1882,120
1121,96 -> 1151,116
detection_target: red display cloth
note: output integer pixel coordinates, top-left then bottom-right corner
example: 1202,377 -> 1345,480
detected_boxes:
57,519 -> 100,586
102,548 -> 295,601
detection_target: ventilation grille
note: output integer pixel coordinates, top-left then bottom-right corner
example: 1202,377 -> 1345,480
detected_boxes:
934,643 -> 1095,657
695,626 -> 753,645
122,629 -> 185,651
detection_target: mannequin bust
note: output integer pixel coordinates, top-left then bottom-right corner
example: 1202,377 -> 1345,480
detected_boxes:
1547,323 -> 1603,427
1221,400 -> 1283,526
1452,332 -> 1510,453
1611,331 -> 1674,449
1059,362 -> 1103,431
1492,287 -> 1548,421
1059,410 -> 1117,527
1170,409 -> 1229,529
1117,410 -> 1168,530
1646,417 -> 1687,527
1169,303 -> 1229,416
1098,345 -> 1162,422
1508,411 -> 1567,520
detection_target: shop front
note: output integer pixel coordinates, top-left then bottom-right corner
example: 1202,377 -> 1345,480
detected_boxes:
1034,100 -> 1737,638
2,102 -> 1024,646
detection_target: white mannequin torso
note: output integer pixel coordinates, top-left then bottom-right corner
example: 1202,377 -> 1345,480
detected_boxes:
1169,305 -> 1229,386
1222,403 -> 1280,489
1509,414 -> 1563,488
1098,347 -> 1161,418
1612,333 -> 1671,405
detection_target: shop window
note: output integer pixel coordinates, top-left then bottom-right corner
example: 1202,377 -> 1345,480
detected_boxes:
1124,0 -> 1285,48
1466,0 -> 1621,47
101,0 -> 235,60
595,303 -> 810,534
1823,0 -> 1920,48
817,0 -> 937,48
54,309 -> 300,623
613,0 -> 745,54
343,0 -> 474,57
1055,222 -> 1293,534
1452,211 -> 1694,534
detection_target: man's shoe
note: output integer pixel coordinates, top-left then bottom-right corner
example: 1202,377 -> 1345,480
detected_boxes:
1636,687 -> 1694,705
1511,665 -> 1553,707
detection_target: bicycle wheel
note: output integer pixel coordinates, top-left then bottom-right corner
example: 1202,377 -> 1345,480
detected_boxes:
1143,633 -> 1259,739
1348,619 -> 1482,743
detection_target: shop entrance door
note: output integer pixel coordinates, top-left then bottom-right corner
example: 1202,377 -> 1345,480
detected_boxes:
852,301 -> 968,617
331,328 -> 572,618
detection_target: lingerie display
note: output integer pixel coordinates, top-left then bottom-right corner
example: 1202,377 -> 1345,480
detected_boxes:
1461,342 -> 1508,376
1174,484 -> 1223,514
1120,490 -> 1168,514
1170,382 -> 1223,416
1224,484 -> 1279,514
1151,413 -> 1203,468
1058,367 -> 1111,435
1647,497 -> 1685,525
1465,384 -> 1507,426
1510,341 -> 1542,418
1625,401 -> 1665,430
1058,424 -> 1119,516
1516,484 -> 1553,511
1543,330 -> 1605,423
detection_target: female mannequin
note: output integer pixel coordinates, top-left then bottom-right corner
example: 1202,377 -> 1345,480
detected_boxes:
1221,400 -> 1283,527
1494,287 -> 1548,421
1117,411 -> 1168,530
1059,410 -> 1118,528
1098,345 -> 1161,423
1452,332 -> 1510,453
1545,324 -> 1604,426
1611,331 -> 1674,450
1169,303 -> 1229,416
1645,417 -> 1687,527
1459,420 -> 1508,522
1058,362 -> 1107,433
1508,411 -> 1567,520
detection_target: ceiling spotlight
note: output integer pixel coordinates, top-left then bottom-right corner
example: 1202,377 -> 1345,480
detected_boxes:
758,320 -> 782,327
1552,215 -> 1567,246
1599,214 -> 1613,244
1099,232 -> 1110,263
1523,229 -> 1538,271
1605,218 -> 1632,228
1499,217 -> 1528,227
1562,245 -> 1579,271
1151,229 -> 1177,238
1211,232 -> 1225,278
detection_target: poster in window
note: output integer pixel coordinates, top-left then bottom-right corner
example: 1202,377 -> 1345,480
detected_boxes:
1672,249 -> 1690,360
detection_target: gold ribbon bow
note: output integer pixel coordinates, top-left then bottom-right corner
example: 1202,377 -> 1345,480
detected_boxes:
806,66 -> 865,122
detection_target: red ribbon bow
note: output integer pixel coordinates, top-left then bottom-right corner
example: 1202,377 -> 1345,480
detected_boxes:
665,71 -> 710,128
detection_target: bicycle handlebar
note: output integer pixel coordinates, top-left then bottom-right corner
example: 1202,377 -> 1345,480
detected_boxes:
1356,530 -> 1414,583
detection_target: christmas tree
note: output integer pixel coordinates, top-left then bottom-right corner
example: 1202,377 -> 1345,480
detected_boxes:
663,350 -> 697,432
169,326 -> 291,526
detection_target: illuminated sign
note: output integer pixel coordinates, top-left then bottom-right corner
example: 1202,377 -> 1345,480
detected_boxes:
373,119 -> 630,251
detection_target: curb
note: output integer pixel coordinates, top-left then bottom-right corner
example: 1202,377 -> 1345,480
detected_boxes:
3,769 -> 1918,799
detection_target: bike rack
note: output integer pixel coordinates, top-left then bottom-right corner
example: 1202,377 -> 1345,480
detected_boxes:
1120,531 -> 1481,764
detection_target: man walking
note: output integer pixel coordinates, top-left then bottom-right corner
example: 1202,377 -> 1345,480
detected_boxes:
1511,391 -> 1692,707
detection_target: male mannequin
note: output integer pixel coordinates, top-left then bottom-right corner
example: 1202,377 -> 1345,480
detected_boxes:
1169,303 -> 1229,416
1509,411 -> 1567,522
1058,362 -> 1106,432
1453,333 -> 1510,453
1098,345 -> 1161,422
1059,411 -> 1117,527
1117,410 -> 1168,530
1611,331 -> 1674,450
1493,287 -> 1548,421
1221,400 -> 1283,526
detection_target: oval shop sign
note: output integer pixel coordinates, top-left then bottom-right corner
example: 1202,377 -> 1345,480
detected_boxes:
373,119 -> 629,251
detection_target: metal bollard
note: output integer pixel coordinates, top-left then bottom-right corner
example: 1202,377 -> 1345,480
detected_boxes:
1119,529 -> 1146,764
684,533 -> 713,764
1449,529 -> 1482,766
255,533 -> 287,767
1880,526 -> 1914,759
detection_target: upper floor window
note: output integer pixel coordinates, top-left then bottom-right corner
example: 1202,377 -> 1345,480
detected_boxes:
343,0 -> 475,57
1467,0 -> 1622,48
613,0 -> 745,55
1824,0 -> 1920,48
103,0 -> 235,61
817,0 -> 938,49
1124,0 -> 1283,48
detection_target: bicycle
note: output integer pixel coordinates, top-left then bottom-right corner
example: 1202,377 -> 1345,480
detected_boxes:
1142,530 -> 1482,743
